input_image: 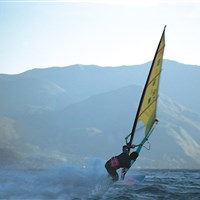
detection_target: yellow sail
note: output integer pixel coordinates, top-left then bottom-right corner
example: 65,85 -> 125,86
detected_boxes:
128,26 -> 166,147
121,26 -> 166,180
138,27 -> 165,137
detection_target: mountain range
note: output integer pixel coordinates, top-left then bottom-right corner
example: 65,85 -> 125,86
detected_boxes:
0,59 -> 200,169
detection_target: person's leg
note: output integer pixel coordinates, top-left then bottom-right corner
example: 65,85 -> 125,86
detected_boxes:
112,172 -> 119,181
105,162 -> 119,181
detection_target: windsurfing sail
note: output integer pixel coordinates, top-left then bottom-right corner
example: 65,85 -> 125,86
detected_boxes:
122,26 -> 166,178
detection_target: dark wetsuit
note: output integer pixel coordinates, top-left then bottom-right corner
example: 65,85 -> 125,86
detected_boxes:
105,152 -> 131,181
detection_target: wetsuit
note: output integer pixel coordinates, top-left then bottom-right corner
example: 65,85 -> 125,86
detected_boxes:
105,151 -> 131,181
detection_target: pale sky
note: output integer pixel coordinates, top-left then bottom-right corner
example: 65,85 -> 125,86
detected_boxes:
0,0 -> 200,74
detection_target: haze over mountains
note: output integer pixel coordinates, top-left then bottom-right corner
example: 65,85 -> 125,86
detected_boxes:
0,60 -> 200,169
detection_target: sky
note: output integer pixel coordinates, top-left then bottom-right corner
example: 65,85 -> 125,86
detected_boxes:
0,0 -> 200,74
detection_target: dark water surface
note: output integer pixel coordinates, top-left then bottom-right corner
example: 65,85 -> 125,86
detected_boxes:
1,164 -> 200,200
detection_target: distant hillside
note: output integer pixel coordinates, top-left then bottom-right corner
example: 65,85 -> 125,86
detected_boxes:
0,60 -> 200,169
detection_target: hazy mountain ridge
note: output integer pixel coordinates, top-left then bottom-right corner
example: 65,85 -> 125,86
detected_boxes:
0,60 -> 200,169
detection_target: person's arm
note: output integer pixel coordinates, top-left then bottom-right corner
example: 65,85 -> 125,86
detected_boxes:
127,144 -> 139,148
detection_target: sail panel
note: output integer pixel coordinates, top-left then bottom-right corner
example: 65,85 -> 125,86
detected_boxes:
138,32 -> 165,136
129,26 -> 166,146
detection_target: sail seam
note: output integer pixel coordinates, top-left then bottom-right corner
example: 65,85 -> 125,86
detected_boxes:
147,71 -> 161,86
138,96 -> 158,118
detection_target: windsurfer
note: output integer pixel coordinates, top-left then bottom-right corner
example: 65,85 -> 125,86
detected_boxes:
105,144 -> 138,181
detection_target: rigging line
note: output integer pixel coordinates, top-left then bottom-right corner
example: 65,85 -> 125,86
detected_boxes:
141,141 -> 151,150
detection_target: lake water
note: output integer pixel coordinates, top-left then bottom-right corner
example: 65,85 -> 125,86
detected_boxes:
1,162 -> 200,200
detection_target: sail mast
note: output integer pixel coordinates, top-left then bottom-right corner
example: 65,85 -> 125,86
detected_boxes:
128,26 -> 166,147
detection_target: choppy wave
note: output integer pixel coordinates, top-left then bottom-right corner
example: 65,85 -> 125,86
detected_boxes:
0,158 -> 116,199
1,159 -> 200,200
